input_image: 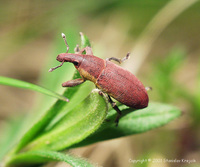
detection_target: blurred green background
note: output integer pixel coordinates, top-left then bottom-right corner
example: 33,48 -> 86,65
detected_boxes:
0,0 -> 200,166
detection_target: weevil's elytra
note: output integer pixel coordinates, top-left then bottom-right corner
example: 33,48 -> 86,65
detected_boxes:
96,60 -> 148,109
49,33 -> 149,126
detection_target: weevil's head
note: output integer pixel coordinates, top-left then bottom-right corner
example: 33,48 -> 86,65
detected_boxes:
56,53 -> 84,69
56,53 -> 66,62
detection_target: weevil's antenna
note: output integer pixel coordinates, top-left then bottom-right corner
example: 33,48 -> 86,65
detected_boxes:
49,61 -> 64,72
61,33 -> 69,53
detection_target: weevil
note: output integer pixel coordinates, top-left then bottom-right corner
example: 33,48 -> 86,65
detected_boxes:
49,33 -> 150,126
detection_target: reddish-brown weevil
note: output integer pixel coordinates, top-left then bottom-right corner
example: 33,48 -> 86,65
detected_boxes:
49,33 -> 150,126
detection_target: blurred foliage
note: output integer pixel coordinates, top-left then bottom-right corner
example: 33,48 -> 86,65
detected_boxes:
150,47 -> 200,125
151,48 -> 186,102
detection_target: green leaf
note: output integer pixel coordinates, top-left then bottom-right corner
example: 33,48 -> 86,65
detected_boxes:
9,71 -> 92,155
80,32 -> 91,48
22,89 -> 108,151
0,117 -> 27,161
0,76 -> 68,102
6,32 -> 94,155
72,102 -> 181,147
5,150 -> 94,167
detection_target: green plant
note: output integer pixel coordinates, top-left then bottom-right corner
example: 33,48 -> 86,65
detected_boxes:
0,33 -> 181,167
150,47 -> 200,125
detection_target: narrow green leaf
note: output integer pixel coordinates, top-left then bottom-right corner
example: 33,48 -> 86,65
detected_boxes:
72,102 -> 181,147
0,117 -> 26,161
43,72 -> 94,131
80,32 -> 91,48
9,71 -> 90,154
23,89 -> 108,151
0,76 -> 68,102
5,150 -> 94,167
8,32 -> 94,155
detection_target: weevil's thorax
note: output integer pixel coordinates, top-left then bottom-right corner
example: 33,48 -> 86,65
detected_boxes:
57,53 -> 84,68
77,55 -> 106,83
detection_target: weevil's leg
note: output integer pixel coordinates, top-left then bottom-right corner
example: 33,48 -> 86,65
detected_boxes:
145,87 -> 152,91
49,61 -> 64,72
106,52 -> 130,64
78,46 -> 93,55
98,90 -> 104,96
62,78 -> 85,87
85,46 -> 93,55
74,44 -> 80,53
77,48 -> 84,54
107,95 -> 122,127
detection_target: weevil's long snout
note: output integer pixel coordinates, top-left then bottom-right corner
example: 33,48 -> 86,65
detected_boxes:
49,53 -> 84,72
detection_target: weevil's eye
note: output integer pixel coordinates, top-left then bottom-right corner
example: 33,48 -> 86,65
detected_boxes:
73,61 -> 79,66
72,60 -> 81,69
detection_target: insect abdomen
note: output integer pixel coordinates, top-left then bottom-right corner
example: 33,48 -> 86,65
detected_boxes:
96,61 -> 149,109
